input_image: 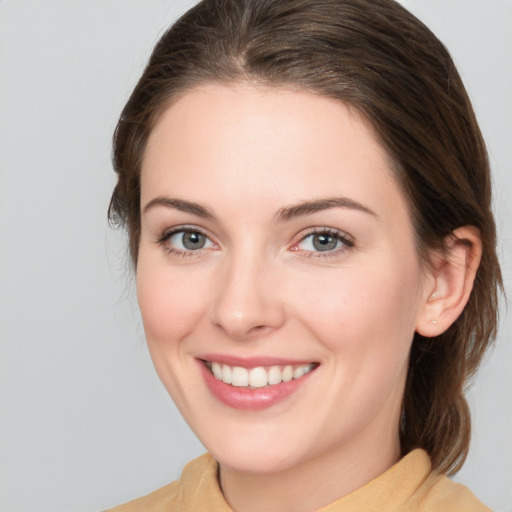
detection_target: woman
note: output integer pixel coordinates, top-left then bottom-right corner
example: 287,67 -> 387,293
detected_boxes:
107,0 -> 502,510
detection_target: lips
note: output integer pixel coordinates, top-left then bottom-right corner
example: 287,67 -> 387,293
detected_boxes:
198,356 -> 319,410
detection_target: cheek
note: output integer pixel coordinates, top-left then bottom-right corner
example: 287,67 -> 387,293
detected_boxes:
136,262 -> 208,346
288,258 -> 422,357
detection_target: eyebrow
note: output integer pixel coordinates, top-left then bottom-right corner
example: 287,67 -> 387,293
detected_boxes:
142,195 -> 376,222
275,197 -> 377,222
143,197 -> 215,219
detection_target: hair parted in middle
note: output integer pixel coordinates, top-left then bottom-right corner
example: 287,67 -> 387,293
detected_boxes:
109,0 -> 502,474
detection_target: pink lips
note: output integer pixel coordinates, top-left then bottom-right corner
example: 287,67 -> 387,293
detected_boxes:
197,355 -> 318,411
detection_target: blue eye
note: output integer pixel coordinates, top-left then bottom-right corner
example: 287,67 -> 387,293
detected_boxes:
296,230 -> 353,254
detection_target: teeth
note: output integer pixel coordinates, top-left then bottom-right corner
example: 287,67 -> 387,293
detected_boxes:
211,362 -> 223,380
208,362 -> 315,388
249,367 -> 268,388
293,366 -> 305,379
231,366 -> 249,387
267,366 -> 282,385
282,365 -> 293,382
222,364 -> 232,384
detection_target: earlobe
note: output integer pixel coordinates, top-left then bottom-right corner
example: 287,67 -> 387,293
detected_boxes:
416,226 -> 482,338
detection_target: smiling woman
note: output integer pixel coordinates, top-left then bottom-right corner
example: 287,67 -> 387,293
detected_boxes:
106,0 -> 502,511
136,87 -> 441,495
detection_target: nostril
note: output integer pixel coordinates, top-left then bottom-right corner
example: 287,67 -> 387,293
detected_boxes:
212,320 -> 274,341
249,324 -> 271,335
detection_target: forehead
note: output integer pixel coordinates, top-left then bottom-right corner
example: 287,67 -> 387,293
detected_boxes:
141,84 -> 408,225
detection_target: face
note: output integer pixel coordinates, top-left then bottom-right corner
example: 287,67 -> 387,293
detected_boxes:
137,84 -> 431,477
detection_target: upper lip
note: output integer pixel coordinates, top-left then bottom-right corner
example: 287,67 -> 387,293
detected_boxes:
197,354 -> 318,368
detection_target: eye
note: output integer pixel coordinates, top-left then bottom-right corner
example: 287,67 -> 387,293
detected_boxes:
158,227 -> 215,255
293,229 -> 354,255
170,230 -> 210,250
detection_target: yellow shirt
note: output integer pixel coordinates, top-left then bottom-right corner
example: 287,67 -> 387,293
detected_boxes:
106,450 -> 491,512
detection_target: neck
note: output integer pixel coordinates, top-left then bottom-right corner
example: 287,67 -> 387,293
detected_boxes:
219,429 -> 401,512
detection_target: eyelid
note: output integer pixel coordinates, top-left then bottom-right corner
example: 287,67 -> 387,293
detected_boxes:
290,227 -> 355,257
157,224 -> 211,243
156,224 -> 218,256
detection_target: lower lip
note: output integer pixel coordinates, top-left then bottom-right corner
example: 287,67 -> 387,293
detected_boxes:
199,362 -> 316,411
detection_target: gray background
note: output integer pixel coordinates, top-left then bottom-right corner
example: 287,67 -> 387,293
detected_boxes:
0,1 -> 510,511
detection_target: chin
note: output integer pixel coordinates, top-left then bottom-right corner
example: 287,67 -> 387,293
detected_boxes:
204,434 -> 302,475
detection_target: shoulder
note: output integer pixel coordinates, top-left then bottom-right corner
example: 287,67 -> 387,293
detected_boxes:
104,453 -> 221,512
389,450 -> 492,512
104,480 -> 180,512
407,472 -> 492,512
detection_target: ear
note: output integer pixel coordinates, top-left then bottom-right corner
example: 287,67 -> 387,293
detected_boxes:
415,226 -> 482,337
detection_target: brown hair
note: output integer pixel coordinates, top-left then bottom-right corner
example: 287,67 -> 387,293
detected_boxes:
109,0 -> 502,474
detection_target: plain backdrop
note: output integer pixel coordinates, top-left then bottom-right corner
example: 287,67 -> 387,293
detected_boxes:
0,1 -> 510,511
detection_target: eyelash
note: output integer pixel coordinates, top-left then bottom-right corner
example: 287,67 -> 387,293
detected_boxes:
292,228 -> 355,259
157,225 -> 213,258
156,226 -> 355,259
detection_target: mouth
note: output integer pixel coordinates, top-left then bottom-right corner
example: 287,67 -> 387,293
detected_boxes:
204,360 -> 319,389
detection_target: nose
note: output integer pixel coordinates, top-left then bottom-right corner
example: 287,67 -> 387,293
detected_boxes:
209,253 -> 286,341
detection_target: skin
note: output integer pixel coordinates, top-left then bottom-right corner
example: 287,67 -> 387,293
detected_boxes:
136,84 -> 481,512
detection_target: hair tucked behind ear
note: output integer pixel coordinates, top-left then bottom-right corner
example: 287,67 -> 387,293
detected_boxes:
109,0 -> 502,473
